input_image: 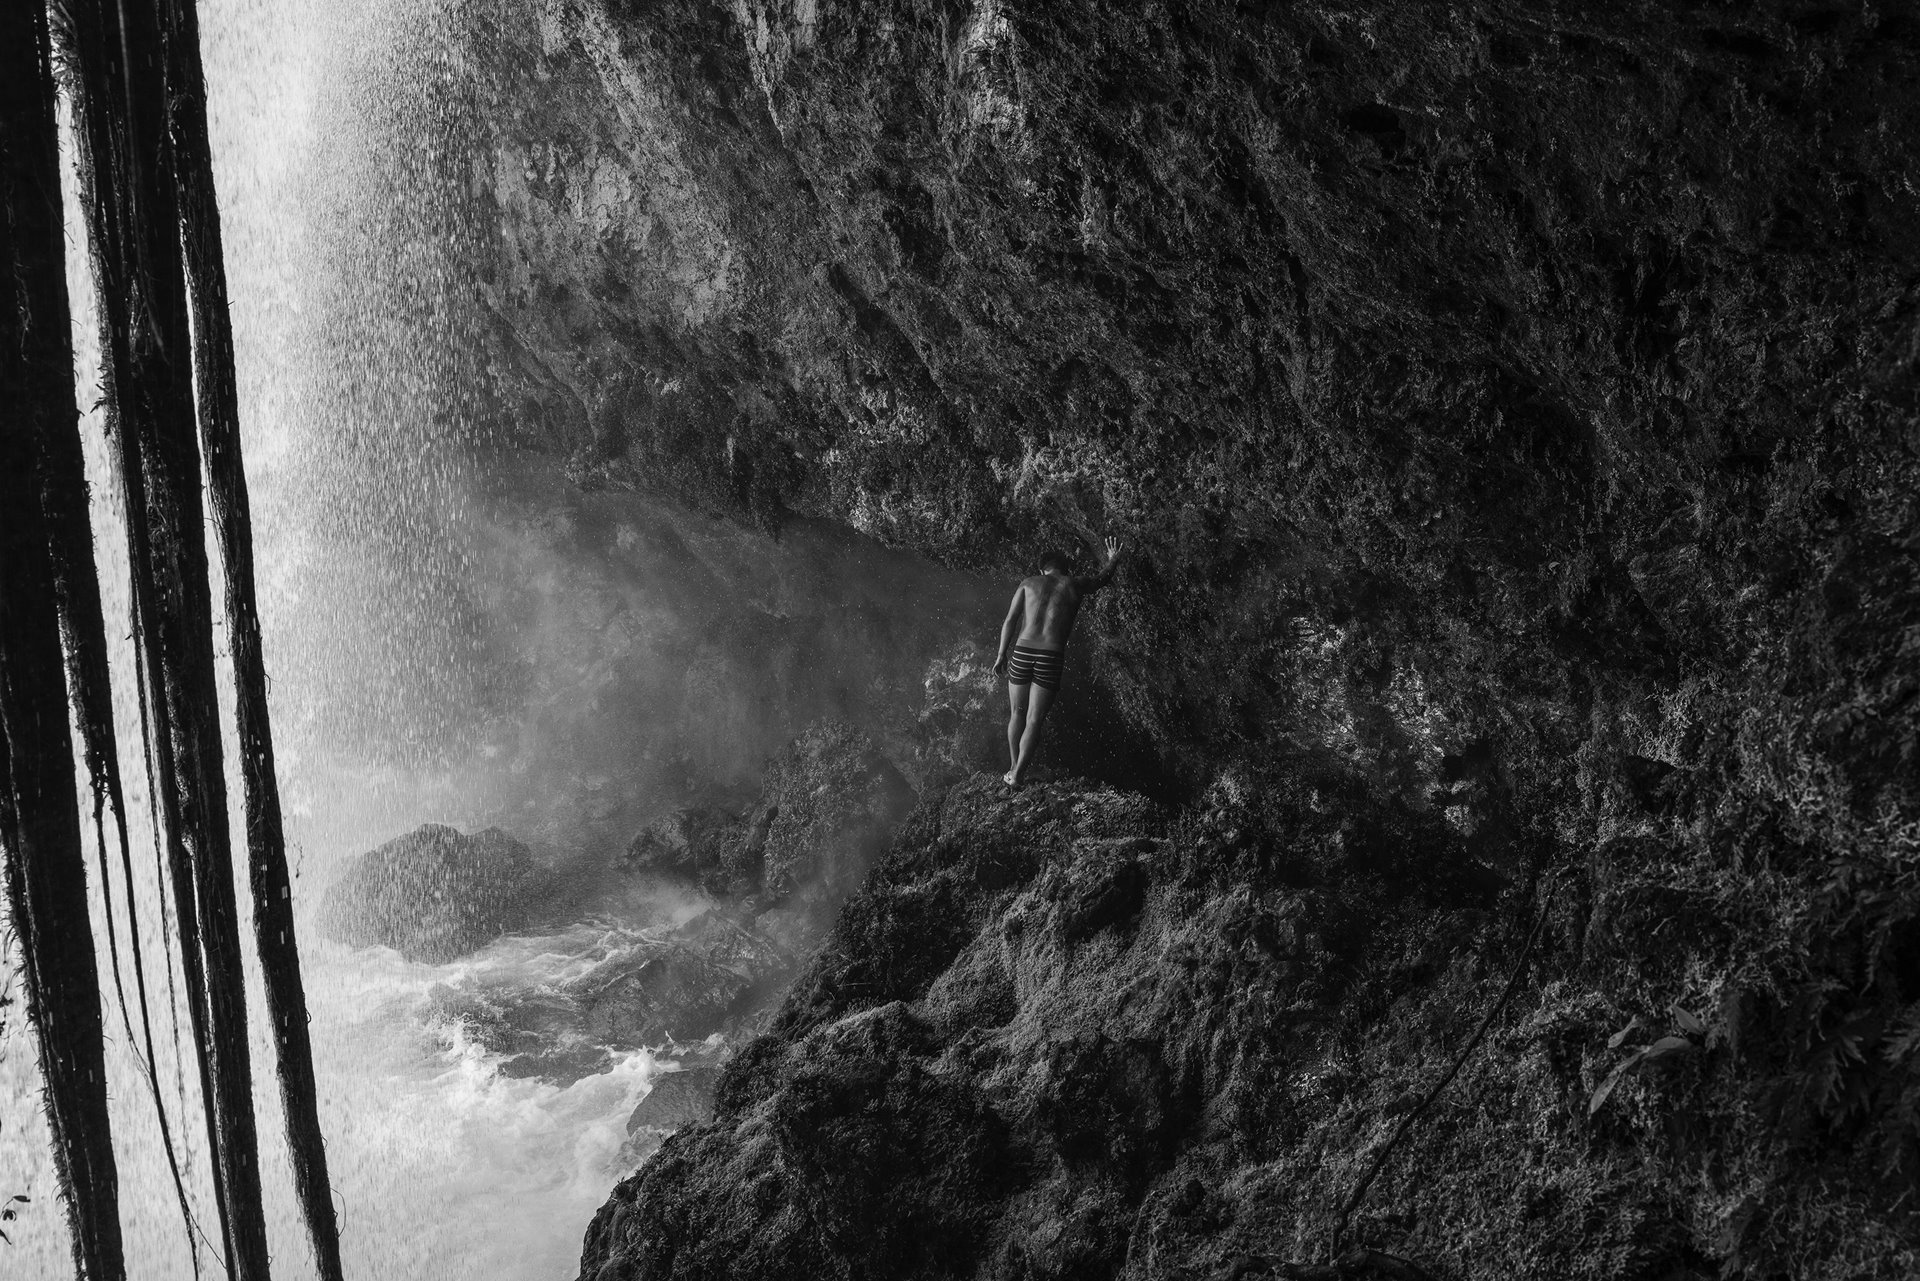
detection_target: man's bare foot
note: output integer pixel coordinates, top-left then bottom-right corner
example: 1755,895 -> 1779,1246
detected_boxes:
1003,770 -> 1021,787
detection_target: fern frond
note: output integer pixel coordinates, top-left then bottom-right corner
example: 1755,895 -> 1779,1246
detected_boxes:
1883,1003 -> 1920,1067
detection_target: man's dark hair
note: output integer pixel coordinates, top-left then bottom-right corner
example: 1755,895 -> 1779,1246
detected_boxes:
1039,549 -> 1072,574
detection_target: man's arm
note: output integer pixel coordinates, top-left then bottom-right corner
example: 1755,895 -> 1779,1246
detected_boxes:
1075,536 -> 1125,594
993,586 -> 1024,675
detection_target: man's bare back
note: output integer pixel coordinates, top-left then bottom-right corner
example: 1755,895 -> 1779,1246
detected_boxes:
1010,571 -> 1086,651
992,537 -> 1123,785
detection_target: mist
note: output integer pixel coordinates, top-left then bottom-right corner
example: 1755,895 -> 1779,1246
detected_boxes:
2,0 -> 998,1276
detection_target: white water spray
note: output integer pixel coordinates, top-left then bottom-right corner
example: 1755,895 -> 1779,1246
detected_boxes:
0,2 -> 670,1277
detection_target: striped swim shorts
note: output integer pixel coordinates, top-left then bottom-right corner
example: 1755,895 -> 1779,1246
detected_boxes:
1005,645 -> 1064,692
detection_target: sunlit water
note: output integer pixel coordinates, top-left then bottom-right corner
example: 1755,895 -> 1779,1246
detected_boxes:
0,1 -> 680,1276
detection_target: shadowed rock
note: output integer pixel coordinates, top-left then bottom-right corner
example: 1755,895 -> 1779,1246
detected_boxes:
912,641 -> 1003,791
626,1067 -> 719,1134
625,720 -> 916,913
753,720 -> 916,905
620,806 -> 742,887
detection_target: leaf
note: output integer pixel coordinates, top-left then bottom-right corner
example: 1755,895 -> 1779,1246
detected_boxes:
1882,1003 -> 1920,1066
1607,1016 -> 1644,1051
1590,1047 -> 1649,1115
1643,1035 -> 1695,1061
1672,1004 -> 1707,1037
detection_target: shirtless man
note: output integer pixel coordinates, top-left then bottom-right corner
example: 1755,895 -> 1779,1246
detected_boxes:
993,536 -> 1124,786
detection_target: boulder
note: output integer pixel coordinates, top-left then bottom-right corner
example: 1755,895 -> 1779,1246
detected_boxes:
619,805 -> 744,888
317,824 -> 547,963
572,947 -> 752,1046
566,910 -> 791,1048
626,1066 -> 719,1134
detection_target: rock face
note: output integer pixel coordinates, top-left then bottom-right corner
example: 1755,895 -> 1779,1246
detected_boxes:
623,720 -> 916,913
912,641 -> 1004,790
451,0 -> 1920,811
625,1067 -> 719,1135
318,824 -> 547,963
751,720 -> 918,904
621,806 -> 741,888
577,775 -> 1511,1279
383,1 -> 1920,1275
578,772 -> 1913,1280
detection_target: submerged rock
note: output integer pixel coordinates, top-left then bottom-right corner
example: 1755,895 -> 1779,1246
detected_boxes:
318,824 -> 548,963
570,912 -> 788,1047
418,909 -> 793,1087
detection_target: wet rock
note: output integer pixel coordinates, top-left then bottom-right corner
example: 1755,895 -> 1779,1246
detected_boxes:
431,0 -> 1920,1273
496,1044 -> 614,1088
744,720 -> 915,906
912,641 -> 1002,791
414,908 -> 795,1088
425,979 -> 585,1060
318,824 -> 547,963
626,1067 -> 719,1134
563,912 -> 792,1048
573,947 -> 752,1046
620,720 -> 915,913
620,805 -> 743,888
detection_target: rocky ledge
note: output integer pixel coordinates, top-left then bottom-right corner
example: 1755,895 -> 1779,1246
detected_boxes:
583,764 -> 1887,1280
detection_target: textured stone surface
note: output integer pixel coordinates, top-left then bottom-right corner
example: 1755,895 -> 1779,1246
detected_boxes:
393,1 -> 1920,1275
750,719 -> 917,903
913,640 -> 1004,790
625,1067 -> 720,1135
621,719 -> 917,908
578,772 -> 1917,1280
621,805 -> 741,886
454,0 -> 1920,810
317,823 -> 547,963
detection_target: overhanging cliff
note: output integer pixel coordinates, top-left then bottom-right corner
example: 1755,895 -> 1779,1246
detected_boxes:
408,1 -> 1919,1275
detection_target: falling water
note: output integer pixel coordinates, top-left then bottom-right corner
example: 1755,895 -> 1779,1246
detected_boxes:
1,0 -> 1008,1269
0,1 -> 669,1277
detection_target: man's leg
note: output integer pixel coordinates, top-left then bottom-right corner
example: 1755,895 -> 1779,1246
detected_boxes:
1005,679 -> 1030,782
1010,683 -> 1054,783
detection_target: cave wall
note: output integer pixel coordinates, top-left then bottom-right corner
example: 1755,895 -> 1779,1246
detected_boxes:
414,0 -> 1920,1275
457,0 -> 1917,821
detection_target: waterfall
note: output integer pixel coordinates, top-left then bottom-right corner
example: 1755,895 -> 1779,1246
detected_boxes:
0,2 -> 664,1277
